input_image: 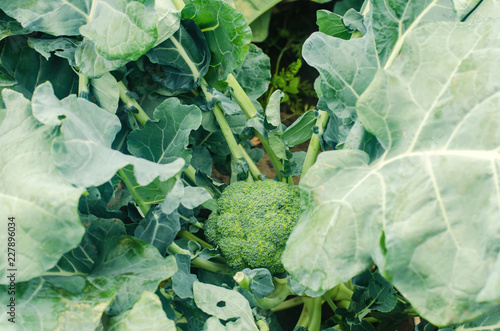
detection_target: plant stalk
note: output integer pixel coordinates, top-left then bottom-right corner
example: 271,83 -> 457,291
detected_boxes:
226,74 -> 284,180
78,72 -> 90,99
167,242 -> 229,275
271,296 -> 304,312
177,230 -> 213,249
117,168 -> 151,216
201,81 -> 253,182
301,110 -> 329,177
117,81 -> 150,127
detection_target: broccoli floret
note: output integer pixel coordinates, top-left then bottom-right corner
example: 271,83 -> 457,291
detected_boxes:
204,180 -> 301,274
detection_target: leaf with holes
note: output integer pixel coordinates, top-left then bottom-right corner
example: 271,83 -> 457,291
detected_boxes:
284,19 -> 500,326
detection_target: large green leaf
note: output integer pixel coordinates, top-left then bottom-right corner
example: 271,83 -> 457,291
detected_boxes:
182,0 -> 252,86
0,230 -> 177,329
0,11 -> 31,41
232,43 -> 271,101
135,206 -> 181,255
75,40 -> 130,78
107,291 -> 176,330
0,36 -> 78,99
193,282 -> 259,330
91,236 -> 178,315
303,32 -> 378,120
0,0 -> 89,36
31,82 -> 184,187
233,0 -> 281,24
305,0 -> 457,120
80,0 -> 158,61
0,277 -> 115,330
369,0 -> 456,66
127,97 -> 202,165
0,89 -> 84,283
283,19 -> 500,326
146,19 -> 210,92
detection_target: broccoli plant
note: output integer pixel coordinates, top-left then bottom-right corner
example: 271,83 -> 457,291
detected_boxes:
1,0 -> 500,330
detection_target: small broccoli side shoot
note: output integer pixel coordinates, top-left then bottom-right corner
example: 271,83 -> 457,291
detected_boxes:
204,180 -> 301,274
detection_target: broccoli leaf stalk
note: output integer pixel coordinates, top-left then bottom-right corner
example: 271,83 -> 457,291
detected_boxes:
234,273 -> 291,309
301,297 -> 323,331
200,81 -> 254,183
301,110 -> 329,177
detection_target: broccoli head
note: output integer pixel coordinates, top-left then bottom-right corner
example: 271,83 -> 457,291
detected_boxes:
204,180 -> 301,274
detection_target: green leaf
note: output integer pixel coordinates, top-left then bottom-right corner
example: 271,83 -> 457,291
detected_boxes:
80,0 -> 158,61
248,10 -> 271,42
453,0 -> 483,20
134,206 -> 181,256
91,236 -> 178,315
349,271 -> 398,318
467,0 -> 500,20
0,36 -> 78,98
154,0 -> 181,46
316,10 -> 351,40
232,43 -> 271,102
241,268 -> 275,299
0,0 -> 88,35
0,89 -> 84,283
233,0 -> 281,24
51,215 -> 127,275
303,32 -> 378,120
160,178 -> 212,214
182,0 -> 252,86
146,19 -> 211,92
107,291 -> 176,330
172,254 -> 198,299
264,90 -> 289,160
128,97 -> 202,165
28,37 -> 78,65
90,72 -> 119,114
78,185 -> 127,219
444,306 -> 500,330
370,0 -> 456,66
0,11 -> 32,41
282,110 -> 317,146
31,82 -> 184,187
284,20 -> 500,326
191,146 -> 213,176
333,0 -> 364,15
75,40 -> 129,78
0,277 -> 115,330
193,281 -> 259,331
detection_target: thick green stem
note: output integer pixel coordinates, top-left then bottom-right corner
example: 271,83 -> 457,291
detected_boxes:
184,165 -> 197,183
117,168 -> 151,216
226,74 -> 284,180
306,297 -> 323,331
327,281 -> 354,302
295,303 -> 310,329
118,81 -> 150,127
202,82 -> 253,183
239,144 -> 265,180
323,293 -> 338,313
271,296 -> 304,312
301,110 -> 329,177
78,72 -> 90,99
172,0 -> 185,10
255,277 -> 290,309
256,320 -> 270,331
168,242 -> 230,275
178,230 -> 213,249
